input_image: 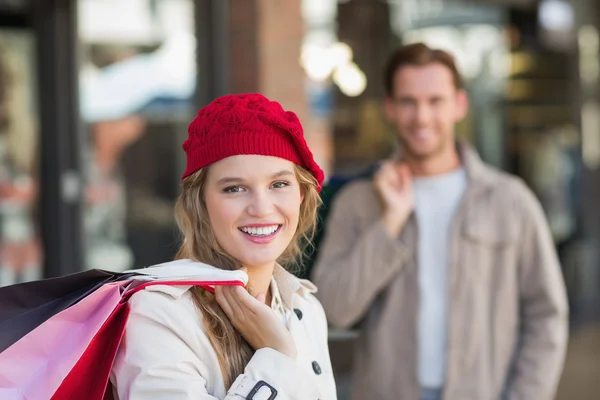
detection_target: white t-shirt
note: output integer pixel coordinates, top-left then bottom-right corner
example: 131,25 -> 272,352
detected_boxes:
413,167 -> 468,389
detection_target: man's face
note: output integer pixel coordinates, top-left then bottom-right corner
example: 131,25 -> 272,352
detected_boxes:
384,63 -> 468,160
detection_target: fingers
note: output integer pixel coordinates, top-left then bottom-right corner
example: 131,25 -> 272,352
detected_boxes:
376,162 -> 401,190
375,162 -> 392,183
230,285 -> 262,314
255,292 -> 266,303
223,286 -> 248,320
217,284 -> 262,322
214,286 -> 233,317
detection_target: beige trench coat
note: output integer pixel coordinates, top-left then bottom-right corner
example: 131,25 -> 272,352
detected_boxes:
312,143 -> 569,400
110,261 -> 337,399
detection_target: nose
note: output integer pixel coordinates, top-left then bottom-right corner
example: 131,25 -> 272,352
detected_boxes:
415,102 -> 432,127
246,190 -> 275,217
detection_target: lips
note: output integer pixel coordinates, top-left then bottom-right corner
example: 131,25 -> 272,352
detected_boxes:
238,224 -> 282,245
239,225 -> 281,237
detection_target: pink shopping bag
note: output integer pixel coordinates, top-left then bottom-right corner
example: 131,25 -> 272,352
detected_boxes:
52,278 -> 246,400
0,281 -> 128,400
0,262 -> 247,400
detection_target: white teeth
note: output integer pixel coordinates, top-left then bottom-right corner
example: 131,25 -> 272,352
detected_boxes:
240,225 -> 279,236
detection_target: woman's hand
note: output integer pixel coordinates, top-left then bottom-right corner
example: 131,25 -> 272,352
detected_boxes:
215,284 -> 297,359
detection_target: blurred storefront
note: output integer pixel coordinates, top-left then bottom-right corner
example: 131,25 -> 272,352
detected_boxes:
0,0 -> 230,282
78,0 -> 197,272
0,0 -> 47,286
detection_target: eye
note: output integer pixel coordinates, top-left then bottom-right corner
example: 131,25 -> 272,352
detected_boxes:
270,181 -> 290,189
223,185 -> 245,193
397,98 -> 413,106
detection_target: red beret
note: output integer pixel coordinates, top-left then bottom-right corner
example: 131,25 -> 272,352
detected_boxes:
182,93 -> 324,190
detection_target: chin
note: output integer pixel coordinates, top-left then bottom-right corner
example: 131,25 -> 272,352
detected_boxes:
407,146 -> 437,159
404,139 -> 443,159
231,229 -> 294,266
234,247 -> 285,269
238,257 -> 279,269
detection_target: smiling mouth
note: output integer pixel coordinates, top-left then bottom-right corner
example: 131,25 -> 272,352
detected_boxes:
238,225 -> 282,237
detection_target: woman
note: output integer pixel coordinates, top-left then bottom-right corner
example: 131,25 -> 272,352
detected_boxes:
110,93 -> 337,399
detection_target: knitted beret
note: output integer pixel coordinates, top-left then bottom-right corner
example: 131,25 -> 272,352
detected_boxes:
182,93 -> 324,190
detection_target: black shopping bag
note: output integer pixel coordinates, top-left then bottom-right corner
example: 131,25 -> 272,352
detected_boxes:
0,269 -> 138,352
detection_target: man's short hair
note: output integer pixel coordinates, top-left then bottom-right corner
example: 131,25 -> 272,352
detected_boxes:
383,42 -> 463,96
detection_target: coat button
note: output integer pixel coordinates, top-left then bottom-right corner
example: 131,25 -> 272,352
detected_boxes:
293,308 -> 303,320
312,361 -> 322,375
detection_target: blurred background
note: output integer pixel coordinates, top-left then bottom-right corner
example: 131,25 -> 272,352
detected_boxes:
0,0 -> 597,398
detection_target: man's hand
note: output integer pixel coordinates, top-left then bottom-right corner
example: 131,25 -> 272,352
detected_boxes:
374,162 -> 414,238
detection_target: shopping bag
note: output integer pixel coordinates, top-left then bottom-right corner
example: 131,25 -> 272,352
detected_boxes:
51,296 -> 131,400
0,269 -> 137,352
0,281 -> 129,399
0,260 -> 247,400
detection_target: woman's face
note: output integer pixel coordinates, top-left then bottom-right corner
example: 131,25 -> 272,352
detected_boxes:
204,155 -> 303,270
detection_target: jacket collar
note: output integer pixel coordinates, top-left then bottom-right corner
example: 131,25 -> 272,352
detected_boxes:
457,140 -> 496,187
271,264 -> 317,310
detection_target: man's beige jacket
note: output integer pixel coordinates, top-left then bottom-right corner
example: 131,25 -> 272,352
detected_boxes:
312,143 -> 569,400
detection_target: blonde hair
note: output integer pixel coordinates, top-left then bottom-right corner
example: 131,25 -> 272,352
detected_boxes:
173,163 -> 321,388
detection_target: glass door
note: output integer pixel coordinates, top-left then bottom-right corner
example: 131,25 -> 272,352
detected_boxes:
0,27 -> 41,286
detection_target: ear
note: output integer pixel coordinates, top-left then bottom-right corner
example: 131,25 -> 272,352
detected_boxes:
455,89 -> 469,121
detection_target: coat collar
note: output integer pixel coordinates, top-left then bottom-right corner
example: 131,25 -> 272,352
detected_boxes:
271,264 -> 317,310
457,140 -> 496,187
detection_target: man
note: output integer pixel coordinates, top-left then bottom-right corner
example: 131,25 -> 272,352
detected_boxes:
311,42 -> 568,400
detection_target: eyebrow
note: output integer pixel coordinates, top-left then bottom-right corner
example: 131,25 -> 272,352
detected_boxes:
216,170 -> 295,185
394,94 -> 446,101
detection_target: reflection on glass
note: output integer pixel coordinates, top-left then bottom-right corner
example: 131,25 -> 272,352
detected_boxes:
78,0 -> 196,271
0,30 -> 41,286
83,116 -> 146,272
